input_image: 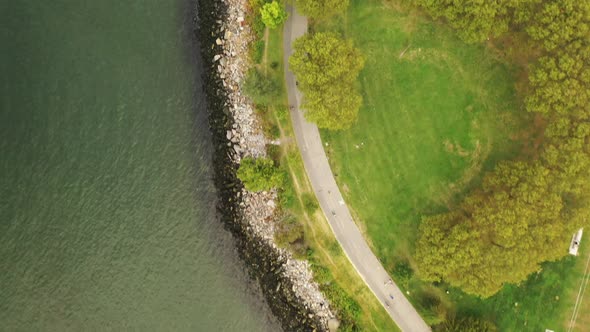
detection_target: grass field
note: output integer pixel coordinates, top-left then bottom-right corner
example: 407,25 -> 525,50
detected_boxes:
313,0 -> 588,329
254,26 -> 399,331
320,0 -> 525,270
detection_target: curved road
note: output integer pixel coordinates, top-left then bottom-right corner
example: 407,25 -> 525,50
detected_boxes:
282,6 -> 431,332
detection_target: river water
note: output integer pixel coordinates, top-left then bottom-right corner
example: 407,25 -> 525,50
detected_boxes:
0,0 -> 279,330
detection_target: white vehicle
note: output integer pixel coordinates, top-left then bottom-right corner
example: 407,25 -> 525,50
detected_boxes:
569,228 -> 584,256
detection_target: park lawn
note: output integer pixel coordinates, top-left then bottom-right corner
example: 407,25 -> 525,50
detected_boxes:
319,0 -> 524,272
313,0 -> 586,329
257,26 -> 399,331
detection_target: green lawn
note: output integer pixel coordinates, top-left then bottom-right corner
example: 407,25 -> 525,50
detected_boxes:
314,0 -> 586,330
320,0 -> 524,267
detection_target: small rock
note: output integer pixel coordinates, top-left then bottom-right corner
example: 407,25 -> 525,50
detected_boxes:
213,54 -> 221,62
328,318 -> 340,332
216,38 -> 223,45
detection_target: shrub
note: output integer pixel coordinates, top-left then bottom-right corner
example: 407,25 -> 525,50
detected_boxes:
438,316 -> 497,332
266,144 -> 281,163
277,174 -> 297,210
237,157 -> 284,192
313,265 -> 333,284
321,283 -> 361,330
243,69 -> 280,106
301,192 -> 319,214
393,260 -> 414,287
275,215 -> 304,247
276,106 -> 288,121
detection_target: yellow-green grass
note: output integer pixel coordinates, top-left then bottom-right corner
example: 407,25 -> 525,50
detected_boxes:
260,26 -> 399,331
313,0 -> 586,329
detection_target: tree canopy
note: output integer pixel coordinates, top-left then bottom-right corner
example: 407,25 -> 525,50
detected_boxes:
413,0 -> 590,298
237,157 -> 284,192
294,0 -> 349,19
289,32 -> 364,130
260,1 -> 288,29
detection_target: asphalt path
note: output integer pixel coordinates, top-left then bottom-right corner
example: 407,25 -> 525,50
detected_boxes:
282,6 -> 431,332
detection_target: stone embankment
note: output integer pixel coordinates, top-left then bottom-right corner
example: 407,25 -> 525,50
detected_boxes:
196,0 -> 336,330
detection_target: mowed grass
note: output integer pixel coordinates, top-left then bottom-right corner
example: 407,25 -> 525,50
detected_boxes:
310,0 -> 590,329
320,0 -> 524,267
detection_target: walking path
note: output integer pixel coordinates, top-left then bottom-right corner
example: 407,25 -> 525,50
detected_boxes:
282,5 -> 431,332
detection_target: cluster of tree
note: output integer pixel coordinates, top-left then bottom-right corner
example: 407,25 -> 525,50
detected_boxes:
295,0 -> 349,19
415,0 -> 590,298
237,157 -> 284,192
289,32 -> 365,130
415,0 -> 590,46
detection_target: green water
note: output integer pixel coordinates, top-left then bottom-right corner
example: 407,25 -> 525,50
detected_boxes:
0,0 -> 278,330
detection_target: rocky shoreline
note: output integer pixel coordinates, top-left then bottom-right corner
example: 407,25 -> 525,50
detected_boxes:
195,0 -> 336,331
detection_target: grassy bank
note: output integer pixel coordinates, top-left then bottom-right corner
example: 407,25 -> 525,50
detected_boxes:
244,4 -> 399,330
312,0 -> 587,330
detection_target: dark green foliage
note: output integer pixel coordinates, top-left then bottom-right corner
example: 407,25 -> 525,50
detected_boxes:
392,260 -> 413,288
275,216 -> 304,246
243,69 -> 280,106
266,144 -> 281,163
249,0 -> 268,38
320,283 -> 361,331
237,157 -> 284,192
438,316 -> 497,332
301,192 -> 319,214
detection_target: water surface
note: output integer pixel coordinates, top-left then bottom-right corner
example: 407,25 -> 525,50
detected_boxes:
0,0 -> 279,330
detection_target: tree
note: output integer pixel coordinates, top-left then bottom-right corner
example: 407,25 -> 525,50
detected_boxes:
526,42 -> 590,117
237,157 -> 284,192
525,0 -> 590,52
416,160 -> 584,297
289,32 -> 365,130
295,0 -> 349,19
260,1 -> 288,29
412,0 -> 590,300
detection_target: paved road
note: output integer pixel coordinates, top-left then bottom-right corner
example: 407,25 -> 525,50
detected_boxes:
282,6 -> 431,332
